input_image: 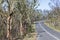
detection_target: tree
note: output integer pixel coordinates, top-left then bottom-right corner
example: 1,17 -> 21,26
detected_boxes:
0,0 -> 40,40
47,0 -> 60,28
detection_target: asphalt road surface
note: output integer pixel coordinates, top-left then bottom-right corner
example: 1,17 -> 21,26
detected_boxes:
36,22 -> 60,40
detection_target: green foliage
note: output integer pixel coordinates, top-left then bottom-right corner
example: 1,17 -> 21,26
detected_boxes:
46,0 -> 60,30
0,0 -> 41,39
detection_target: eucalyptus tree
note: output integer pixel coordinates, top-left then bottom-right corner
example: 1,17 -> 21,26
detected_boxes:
1,0 -> 15,40
48,0 -> 60,28
11,0 -> 40,39
0,0 -> 40,40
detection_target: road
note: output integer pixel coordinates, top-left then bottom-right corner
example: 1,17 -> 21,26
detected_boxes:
36,21 -> 60,40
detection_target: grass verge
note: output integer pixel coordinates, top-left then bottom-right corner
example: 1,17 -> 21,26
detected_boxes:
44,22 -> 60,32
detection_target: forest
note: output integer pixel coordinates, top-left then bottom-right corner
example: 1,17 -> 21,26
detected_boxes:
0,0 -> 41,40
0,0 -> 60,40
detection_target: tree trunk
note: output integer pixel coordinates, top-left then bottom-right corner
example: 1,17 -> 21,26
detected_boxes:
7,16 -> 10,40
20,21 -> 23,36
20,20 -> 24,40
7,16 -> 12,40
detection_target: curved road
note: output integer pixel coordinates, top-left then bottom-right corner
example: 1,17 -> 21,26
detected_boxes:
36,22 -> 60,40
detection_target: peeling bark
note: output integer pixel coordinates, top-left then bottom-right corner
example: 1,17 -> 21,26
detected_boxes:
7,16 -> 12,40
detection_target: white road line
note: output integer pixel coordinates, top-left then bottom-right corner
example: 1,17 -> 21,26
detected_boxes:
40,23 -> 60,40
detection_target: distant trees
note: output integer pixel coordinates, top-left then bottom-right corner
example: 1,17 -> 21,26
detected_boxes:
47,0 -> 60,28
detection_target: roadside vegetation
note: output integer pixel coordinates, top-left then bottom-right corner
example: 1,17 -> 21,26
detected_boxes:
45,0 -> 60,32
0,0 -> 42,40
23,24 -> 37,40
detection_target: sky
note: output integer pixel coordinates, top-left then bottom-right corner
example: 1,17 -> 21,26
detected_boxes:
37,0 -> 51,10
1,0 -> 51,11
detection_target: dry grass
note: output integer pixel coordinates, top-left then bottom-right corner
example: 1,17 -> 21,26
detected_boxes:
44,22 -> 60,32
23,33 -> 37,40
